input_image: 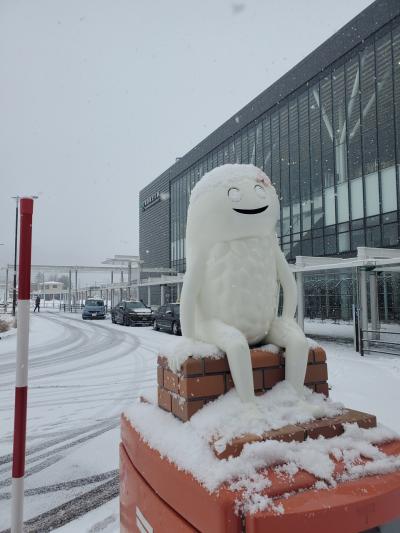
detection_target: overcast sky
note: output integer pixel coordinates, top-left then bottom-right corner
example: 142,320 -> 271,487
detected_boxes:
0,0 -> 373,270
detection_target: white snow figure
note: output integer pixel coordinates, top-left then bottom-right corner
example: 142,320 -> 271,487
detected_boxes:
180,164 -> 309,405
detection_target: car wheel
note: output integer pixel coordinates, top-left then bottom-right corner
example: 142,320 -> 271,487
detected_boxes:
111,315 -> 115,324
123,316 -> 130,327
153,320 -> 159,331
172,322 -> 179,336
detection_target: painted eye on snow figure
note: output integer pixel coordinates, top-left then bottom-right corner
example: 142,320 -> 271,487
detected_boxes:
254,184 -> 266,199
227,187 -> 241,202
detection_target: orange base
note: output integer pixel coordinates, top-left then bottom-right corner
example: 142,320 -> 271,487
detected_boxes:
120,414 -> 400,532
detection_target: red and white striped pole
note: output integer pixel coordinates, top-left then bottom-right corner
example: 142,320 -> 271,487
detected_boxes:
11,198 -> 34,533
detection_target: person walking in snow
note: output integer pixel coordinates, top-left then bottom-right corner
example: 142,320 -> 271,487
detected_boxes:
33,295 -> 41,313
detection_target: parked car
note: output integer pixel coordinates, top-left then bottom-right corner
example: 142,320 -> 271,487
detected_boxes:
152,303 -> 181,335
82,299 -> 106,320
111,300 -> 153,326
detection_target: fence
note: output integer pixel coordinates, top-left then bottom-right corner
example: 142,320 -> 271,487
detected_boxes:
360,328 -> 400,357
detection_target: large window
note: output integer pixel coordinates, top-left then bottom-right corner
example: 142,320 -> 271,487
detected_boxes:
169,19 -> 400,268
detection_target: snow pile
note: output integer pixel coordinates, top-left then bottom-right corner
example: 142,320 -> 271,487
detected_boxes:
163,338 -> 224,372
190,382 -> 343,451
0,314 -> 16,334
125,386 -> 400,515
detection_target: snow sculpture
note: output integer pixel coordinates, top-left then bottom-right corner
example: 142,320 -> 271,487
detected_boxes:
180,164 -> 309,404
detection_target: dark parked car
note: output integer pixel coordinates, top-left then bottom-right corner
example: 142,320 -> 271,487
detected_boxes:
153,303 -> 181,335
111,300 -> 153,326
82,299 -> 106,320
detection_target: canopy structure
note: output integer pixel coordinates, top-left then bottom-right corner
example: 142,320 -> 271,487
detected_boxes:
293,247 -> 400,356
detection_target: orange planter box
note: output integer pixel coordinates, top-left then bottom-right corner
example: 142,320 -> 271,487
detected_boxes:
120,415 -> 400,533
157,346 -> 329,421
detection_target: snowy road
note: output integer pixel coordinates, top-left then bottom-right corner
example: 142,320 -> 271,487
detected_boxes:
0,311 -> 164,532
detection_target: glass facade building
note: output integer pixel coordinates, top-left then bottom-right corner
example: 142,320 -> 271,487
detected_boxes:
140,0 -> 400,281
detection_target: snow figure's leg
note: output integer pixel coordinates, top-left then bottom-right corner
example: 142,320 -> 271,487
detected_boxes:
266,318 -> 309,395
202,319 -> 255,404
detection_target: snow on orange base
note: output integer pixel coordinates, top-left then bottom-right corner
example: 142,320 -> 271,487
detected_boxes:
121,415 -> 400,533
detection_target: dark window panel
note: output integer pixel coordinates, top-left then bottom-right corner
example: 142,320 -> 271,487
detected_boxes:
262,115 -> 272,175
312,237 -> 324,256
248,125 -> 256,165
241,128 -> 249,164
320,75 -> 334,151
382,223 -> 399,246
325,234 -> 337,254
393,24 -> 400,164
271,111 -> 280,195
255,121 -> 263,170
301,239 -> 312,256
234,134 -> 242,164
366,225 -> 381,247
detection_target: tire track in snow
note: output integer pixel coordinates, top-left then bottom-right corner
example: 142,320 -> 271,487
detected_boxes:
0,474 -> 119,533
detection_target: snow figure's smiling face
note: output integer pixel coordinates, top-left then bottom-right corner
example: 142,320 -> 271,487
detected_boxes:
187,164 -> 280,244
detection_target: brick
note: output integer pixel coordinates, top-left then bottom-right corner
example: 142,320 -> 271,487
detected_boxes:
226,370 -> 264,392
266,425 -> 305,443
179,375 -> 225,399
301,418 -> 343,439
307,349 -> 315,363
213,425 -> 305,460
164,370 -> 179,393
181,357 -> 204,376
158,387 -> 172,412
300,409 -> 376,439
339,409 -> 376,429
204,357 -> 230,374
305,363 -> 328,384
250,349 -> 281,368
315,382 -> 329,396
313,346 -> 327,363
172,396 -> 204,422
157,355 -> 168,368
264,367 -> 285,389
157,366 -> 164,387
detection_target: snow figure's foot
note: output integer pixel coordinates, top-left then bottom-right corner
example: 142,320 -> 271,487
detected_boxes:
296,398 -> 326,419
242,401 -> 263,421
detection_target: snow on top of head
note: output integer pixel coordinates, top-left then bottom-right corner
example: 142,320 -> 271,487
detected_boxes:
190,164 -> 272,205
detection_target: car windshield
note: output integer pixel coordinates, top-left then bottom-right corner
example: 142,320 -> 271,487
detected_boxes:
171,304 -> 180,316
126,301 -> 147,309
86,300 -> 104,307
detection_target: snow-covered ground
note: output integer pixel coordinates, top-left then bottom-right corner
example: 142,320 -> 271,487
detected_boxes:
0,312 -> 399,531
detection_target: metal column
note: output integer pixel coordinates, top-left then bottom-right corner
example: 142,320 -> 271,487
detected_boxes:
5,268 -> 9,311
68,270 -> 72,312
359,268 -> 368,349
111,271 -> 114,309
296,271 -> 304,331
147,285 -> 151,307
75,270 -> 78,306
160,285 -> 165,306
177,282 -> 181,302
369,271 -> 379,340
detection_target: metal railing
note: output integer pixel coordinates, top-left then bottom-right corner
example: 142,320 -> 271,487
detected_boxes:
360,328 -> 400,357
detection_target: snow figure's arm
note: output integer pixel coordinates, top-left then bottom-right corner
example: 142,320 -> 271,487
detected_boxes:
274,235 -> 297,319
180,253 -> 205,339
